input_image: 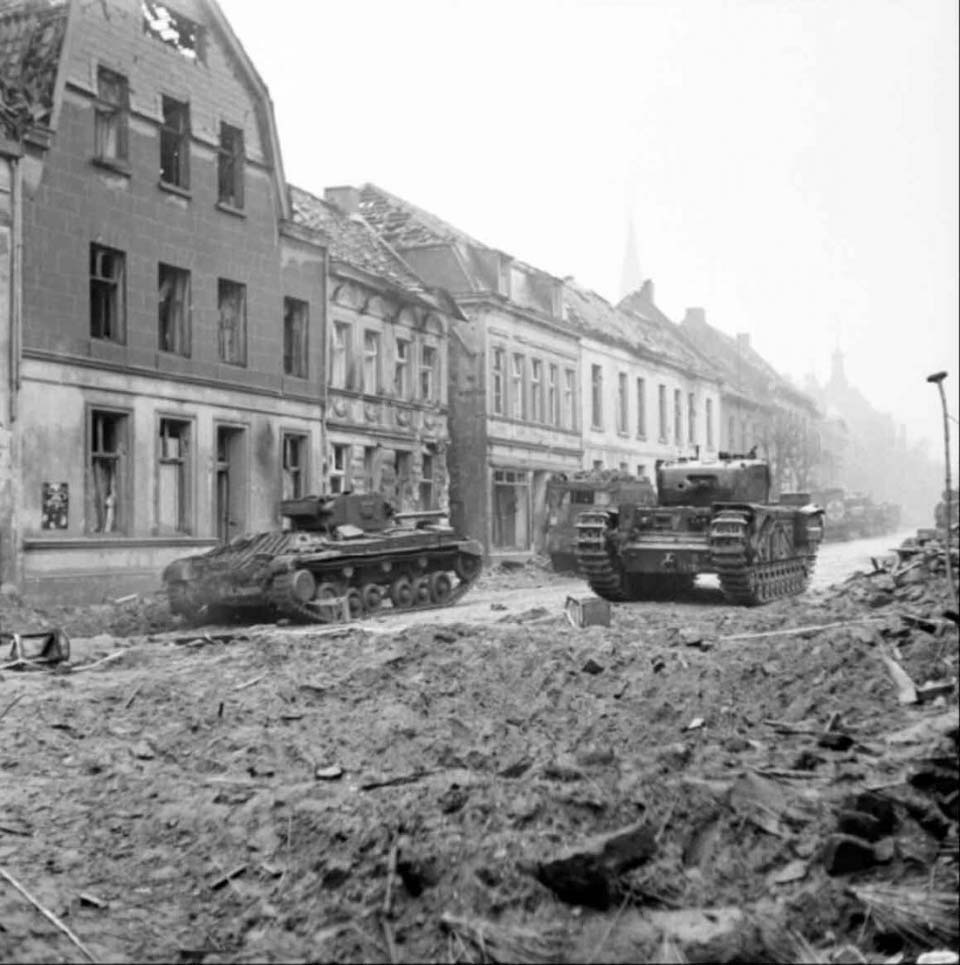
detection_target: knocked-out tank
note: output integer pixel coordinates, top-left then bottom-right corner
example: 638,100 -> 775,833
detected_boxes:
544,470 -> 656,572
162,492 -> 484,625
575,453 -> 824,605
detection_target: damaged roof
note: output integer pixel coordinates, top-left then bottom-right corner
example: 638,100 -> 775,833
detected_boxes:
0,0 -> 68,138
563,281 -> 719,380
289,185 -> 432,296
673,308 -> 818,413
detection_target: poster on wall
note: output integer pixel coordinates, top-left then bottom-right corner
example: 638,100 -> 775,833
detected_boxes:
41,482 -> 69,530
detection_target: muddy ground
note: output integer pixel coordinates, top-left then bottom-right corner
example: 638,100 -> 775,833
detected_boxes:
0,552 -> 957,964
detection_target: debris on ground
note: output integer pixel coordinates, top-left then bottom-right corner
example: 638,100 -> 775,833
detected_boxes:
0,533 -> 956,963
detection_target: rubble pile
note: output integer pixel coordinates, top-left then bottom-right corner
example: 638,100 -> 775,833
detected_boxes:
0,551 -> 957,963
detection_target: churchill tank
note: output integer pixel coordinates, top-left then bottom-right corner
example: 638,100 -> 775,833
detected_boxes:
163,492 -> 484,625
575,453 -> 824,605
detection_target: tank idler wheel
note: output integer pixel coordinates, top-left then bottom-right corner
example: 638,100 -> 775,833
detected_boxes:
291,568 -> 317,603
413,576 -> 432,606
429,571 -> 453,604
390,576 -> 415,610
313,582 -> 341,623
454,552 -> 482,583
345,587 -> 364,619
362,583 -> 383,614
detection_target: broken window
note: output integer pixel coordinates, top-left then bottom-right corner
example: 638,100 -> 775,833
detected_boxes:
492,347 -> 505,415
636,377 -> 647,438
562,368 -> 576,430
728,415 -> 735,450
510,354 -> 524,419
329,444 -> 348,493
217,279 -> 246,366
420,345 -> 437,401
674,389 -> 682,443
688,392 -> 696,444
160,96 -> 190,189
658,384 -> 668,441
617,372 -> 628,434
142,2 -> 206,63
706,398 -> 714,449
530,359 -> 543,423
282,434 -> 307,500
94,66 -> 129,163
590,364 -> 603,430
331,322 -> 352,389
158,418 -> 191,534
394,338 -> 410,397
282,297 -> 308,378
88,410 -> 127,534
158,263 -> 190,356
492,469 -> 530,551
217,122 -> 244,208
547,364 -> 558,426
363,331 -> 381,394
419,447 -> 436,510
90,243 -> 125,342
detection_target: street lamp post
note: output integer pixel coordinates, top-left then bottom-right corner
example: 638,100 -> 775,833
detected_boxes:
926,371 -> 956,602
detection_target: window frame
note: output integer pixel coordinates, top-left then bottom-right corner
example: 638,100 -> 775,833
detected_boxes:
674,388 -> 682,443
420,344 -> 437,402
491,346 -> 506,415
590,363 -> 603,430
530,358 -> 543,423
281,432 -> 308,500
217,278 -> 247,367
394,336 -> 411,398
156,415 -> 193,535
688,392 -> 696,444
158,262 -> 191,357
547,363 -> 558,426
217,121 -> 245,209
282,296 -> 309,379
329,443 -> 349,493
363,329 -> 382,395
510,353 -> 525,420
159,95 -> 190,190
86,406 -> 130,535
658,384 -> 668,442
94,65 -> 129,165
562,367 -> 576,430
616,371 -> 628,435
90,242 -> 126,343
706,398 -> 714,449
331,321 -> 352,390
636,377 -> 646,439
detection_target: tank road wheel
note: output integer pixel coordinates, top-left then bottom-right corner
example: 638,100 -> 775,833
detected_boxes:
345,587 -> 364,619
290,568 -> 317,603
361,583 -> 384,614
429,571 -> 453,605
413,576 -> 432,606
313,582 -> 342,623
454,552 -> 482,583
390,576 -> 415,610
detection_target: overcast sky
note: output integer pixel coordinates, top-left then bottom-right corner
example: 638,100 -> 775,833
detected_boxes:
219,0 -> 958,450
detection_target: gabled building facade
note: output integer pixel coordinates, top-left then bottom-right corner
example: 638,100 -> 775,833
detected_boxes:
564,280 -> 722,479
291,185 -> 460,514
357,184 -> 583,561
0,0 -> 327,600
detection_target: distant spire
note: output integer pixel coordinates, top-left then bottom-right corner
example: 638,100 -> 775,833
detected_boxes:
619,214 -> 643,300
830,345 -> 846,387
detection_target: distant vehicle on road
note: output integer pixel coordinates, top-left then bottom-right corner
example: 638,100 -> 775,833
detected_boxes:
575,453 -> 824,605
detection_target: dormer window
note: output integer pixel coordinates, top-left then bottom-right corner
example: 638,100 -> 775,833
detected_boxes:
143,2 -> 206,63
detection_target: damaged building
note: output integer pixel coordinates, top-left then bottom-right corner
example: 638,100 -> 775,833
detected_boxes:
564,279 -> 722,476
290,186 -> 461,515
0,0 -> 327,600
356,184 -> 584,562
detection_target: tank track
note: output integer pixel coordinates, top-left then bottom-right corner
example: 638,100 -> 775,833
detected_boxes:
709,509 -> 814,605
264,553 -> 483,625
574,510 -> 628,601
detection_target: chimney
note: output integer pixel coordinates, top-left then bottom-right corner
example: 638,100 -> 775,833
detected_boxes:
324,185 -> 360,214
682,307 -> 706,328
736,332 -> 750,352
639,279 -> 654,303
